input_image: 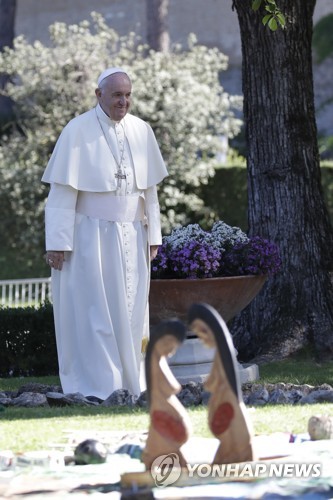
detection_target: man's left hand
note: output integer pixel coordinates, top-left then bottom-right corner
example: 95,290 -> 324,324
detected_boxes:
150,245 -> 159,261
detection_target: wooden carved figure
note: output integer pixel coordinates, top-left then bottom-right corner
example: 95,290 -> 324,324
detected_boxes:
142,319 -> 192,469
188,303 -> 255,465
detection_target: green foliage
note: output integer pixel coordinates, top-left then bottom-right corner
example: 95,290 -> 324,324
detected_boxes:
0,302 -> 57,376
0,13 -> 242,255
313,13 -> 333,63
252,0 -> 286,31
200,165 -> 248,230
0,247 -> 49,279
319,136 -> 333,160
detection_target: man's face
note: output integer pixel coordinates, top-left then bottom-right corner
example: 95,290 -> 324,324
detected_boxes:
96,73 -> 132,121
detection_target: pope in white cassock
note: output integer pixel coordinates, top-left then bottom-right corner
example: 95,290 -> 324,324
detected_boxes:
42,68 -> 168,399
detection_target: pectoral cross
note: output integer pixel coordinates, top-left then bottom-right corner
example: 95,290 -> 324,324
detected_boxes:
115,168 -> 126,188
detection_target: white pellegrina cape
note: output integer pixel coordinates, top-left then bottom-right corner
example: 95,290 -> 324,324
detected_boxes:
42,109 -> 168,190
42,106 -> 168,400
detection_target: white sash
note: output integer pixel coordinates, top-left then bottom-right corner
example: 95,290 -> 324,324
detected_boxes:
76,192 -> 145,222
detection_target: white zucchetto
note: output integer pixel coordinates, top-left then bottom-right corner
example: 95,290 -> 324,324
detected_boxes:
97,67 -> 128,87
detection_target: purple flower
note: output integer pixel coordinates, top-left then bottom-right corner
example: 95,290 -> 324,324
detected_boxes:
220,237 -> 282,276
150,222 -> 281,279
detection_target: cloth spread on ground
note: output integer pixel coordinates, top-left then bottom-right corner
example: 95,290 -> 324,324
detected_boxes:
1,433 -> 333,499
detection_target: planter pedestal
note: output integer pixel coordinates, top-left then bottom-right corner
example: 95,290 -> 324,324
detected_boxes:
167,337 -> 259,385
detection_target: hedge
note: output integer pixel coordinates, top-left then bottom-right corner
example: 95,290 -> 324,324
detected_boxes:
0,302 -> 58,377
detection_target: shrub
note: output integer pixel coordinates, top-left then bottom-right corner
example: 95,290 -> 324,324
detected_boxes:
0,302 -> 58,377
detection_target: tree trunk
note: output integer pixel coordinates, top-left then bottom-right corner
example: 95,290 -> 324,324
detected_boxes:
231,0 -> 333,361
0,0 -> 16,126
146,0 -> 169,52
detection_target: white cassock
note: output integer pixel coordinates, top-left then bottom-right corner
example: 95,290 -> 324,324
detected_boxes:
42,104 -> 168,399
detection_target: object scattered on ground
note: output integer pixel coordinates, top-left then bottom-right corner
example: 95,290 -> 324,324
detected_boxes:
308,414 -> 333,440
74,438 -> 108,465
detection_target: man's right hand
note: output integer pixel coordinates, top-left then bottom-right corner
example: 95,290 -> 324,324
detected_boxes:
45,251 -> 65,271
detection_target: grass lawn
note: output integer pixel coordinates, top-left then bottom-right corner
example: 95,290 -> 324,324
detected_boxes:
1,403 -> 333,453
1,355 -> 333,453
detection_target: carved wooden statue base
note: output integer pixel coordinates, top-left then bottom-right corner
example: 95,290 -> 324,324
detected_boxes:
143,303 -> 255,470
189,303 -> 255,464
142,319 -> 192,469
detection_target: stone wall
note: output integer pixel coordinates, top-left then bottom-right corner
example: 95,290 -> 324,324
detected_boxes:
15,0 -> 333,59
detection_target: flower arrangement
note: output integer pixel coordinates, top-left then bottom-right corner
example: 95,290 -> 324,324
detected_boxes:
151,221 -> 281,279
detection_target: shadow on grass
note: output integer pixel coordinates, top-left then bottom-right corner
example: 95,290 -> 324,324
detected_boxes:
258,347 -> 333,386
0,404 -> 150,421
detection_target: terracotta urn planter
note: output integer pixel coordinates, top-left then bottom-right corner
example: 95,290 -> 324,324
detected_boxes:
149,275 -> 267,328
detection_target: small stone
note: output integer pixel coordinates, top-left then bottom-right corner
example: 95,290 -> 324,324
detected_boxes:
246,386 -> 269,406
308,415 -> 333,440
201,390 -> 211,406
136,390 -> 148,408
178,382 -> 202,406
0,397 -> 13,407
86,395 -> 104,404
66,393 -> 100,406
102,389 -> 137,407
46,392 -> 74,407
269,388 -> 290,404
11,392 -> 48,407
287,389 -> 304,404
299,389 -> 333,404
